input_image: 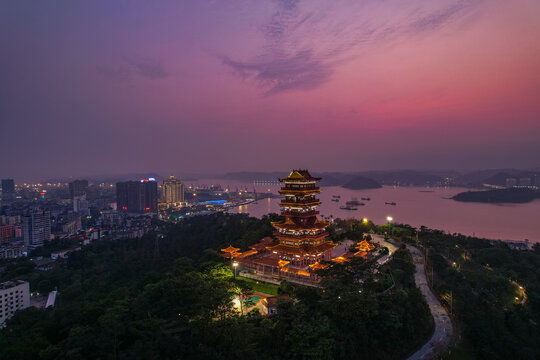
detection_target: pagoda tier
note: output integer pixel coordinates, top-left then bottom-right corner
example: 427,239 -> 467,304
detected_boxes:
270,169 -> 337,266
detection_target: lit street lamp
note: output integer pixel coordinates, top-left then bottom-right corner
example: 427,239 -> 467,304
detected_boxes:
232,261 -> 238,278
386,216 -> 393,239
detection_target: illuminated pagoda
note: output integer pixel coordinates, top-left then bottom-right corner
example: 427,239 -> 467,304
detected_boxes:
226,170 -> 337,284
266,170 -> 337,281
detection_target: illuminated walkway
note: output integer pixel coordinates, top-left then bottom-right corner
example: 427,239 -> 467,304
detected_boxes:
407,245 -> 453,360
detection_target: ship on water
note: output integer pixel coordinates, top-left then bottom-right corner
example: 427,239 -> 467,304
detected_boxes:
346,197 -> 365,206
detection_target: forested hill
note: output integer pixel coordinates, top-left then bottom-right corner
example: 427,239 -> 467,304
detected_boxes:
452,188 -> 539,203
0,214 -> 432,360
341,176 -> 382,190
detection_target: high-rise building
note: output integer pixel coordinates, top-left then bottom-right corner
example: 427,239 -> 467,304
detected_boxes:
0,280 -> 30,327
116,179 -> 157,213
73,194 -> 89,216
1,179 -> 15,194
69,180 -> 88,198
22,211 -> 51,250
161,176 -> 184,206
0,225 -> 14,244
1,179 -> 15,201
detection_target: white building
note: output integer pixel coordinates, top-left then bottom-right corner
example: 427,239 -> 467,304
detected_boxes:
0,280 -> 30,327
22,211 -> 51,250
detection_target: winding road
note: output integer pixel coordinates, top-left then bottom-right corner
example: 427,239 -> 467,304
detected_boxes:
407,245 -> 453,360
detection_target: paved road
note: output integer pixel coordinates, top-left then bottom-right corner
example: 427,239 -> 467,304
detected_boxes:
370,234 -> 398,265
407,245 -> 453,360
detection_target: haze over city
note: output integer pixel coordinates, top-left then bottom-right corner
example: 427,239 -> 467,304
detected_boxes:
2,0 -> 540,180
3,1 -> 540,360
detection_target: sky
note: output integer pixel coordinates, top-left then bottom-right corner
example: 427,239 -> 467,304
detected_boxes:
2,0 -> 540,180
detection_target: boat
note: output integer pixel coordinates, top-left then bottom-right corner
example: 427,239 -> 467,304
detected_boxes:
340,205 -> 357,210
331,198 -> 339,202
361,197 -> 371,201
346,197 -> 365,206
385,202 -> 397,206
332,195 -> 341,198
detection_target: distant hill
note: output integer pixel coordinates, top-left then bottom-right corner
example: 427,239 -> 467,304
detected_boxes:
341,176 -> 382,190
220,172 -> 285,181
452,188 -> 539,203
356,170 -> 444,186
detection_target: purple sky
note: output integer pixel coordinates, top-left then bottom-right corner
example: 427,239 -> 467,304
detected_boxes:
2,0 -> 540,180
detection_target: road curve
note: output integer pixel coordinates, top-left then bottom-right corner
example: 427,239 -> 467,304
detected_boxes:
407,245 -> 453,360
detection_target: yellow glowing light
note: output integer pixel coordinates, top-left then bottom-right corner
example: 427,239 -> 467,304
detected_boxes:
362,218 -> 368,223
386,216 -> 393,222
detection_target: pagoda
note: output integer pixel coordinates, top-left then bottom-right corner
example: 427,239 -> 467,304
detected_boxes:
267,169 -> 337,267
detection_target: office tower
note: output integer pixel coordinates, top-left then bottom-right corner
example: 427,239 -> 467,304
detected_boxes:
161,176 -> 185,206
22,211 -> 51,250
0,281 -> 30,327
69,179 -> 88,198
116,178 -> 157,213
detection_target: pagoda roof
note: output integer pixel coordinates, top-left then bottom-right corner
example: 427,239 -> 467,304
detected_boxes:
278,260 -> 290,267
279,169 -> 321,183
234,249 -> 258,258
221,245 -> 240,253
267,242 -> 337,256
273,231 -> 329,241
309,261 -> 330,270
272,219 -> 329,232
356,239 -> 375,251
332,256 -> 351,263
280,200 -> 321,207
353,250 -> 368,257
279,187 -> 321,195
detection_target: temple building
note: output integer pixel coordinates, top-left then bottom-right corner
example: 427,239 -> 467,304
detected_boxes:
223,170 -> 338,284
268,170 -> 337,265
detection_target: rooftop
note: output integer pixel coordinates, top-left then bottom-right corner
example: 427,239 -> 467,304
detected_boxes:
0,280 -> 28,290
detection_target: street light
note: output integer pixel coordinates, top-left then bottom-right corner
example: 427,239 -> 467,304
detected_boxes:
386,216 -> 393,240
232,261 -> 238,278
362,217 -> 368,224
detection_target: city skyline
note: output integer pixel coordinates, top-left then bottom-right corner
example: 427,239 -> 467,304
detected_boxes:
2,0 -> 540,180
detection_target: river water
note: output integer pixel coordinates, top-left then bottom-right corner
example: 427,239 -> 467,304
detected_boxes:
187,179 -> 540,243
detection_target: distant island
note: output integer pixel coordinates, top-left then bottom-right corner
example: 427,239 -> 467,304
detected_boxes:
452,188 -> 540,203
341,176 -> 382,190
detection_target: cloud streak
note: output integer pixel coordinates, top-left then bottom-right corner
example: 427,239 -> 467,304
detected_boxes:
222,0 -> 480,95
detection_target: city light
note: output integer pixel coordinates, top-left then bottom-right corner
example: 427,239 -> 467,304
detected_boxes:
386,216 -> 393,222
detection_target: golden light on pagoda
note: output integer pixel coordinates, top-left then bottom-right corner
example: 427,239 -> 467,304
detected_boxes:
221,245 -> 240,253
278,260 -> 290,267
